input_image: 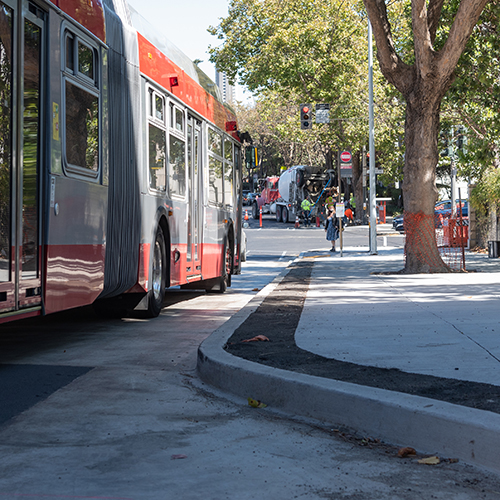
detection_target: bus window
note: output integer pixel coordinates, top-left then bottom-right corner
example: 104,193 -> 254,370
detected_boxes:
224,139 -> 234,207
63,31 -> 99,174
169,134 -> 185,196
224,138 -> 233,161
147,88 -> 167,192
155,94 -> 164,121
209,128 -> 222,157
224,162 -> 233,208
0,3 -> 12,283
65,82 -> 99,171
148,123 -> 166,192
175,108 -> 184,133
78,41 -> 94,80
209,156 -> 223,205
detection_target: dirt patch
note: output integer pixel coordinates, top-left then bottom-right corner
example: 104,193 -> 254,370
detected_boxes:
225,260 -> 500,414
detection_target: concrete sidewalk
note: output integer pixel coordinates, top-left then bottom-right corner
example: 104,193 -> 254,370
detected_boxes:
197,246 -> 500,474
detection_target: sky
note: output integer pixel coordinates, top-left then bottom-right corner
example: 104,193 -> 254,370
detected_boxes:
126,0 -> 251,102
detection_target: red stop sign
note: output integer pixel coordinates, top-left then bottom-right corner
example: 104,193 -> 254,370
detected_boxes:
340,151 -> 352,163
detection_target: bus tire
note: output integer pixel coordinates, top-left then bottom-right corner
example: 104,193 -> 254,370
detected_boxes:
208,240 -> 232,294
145,226 -> 167,317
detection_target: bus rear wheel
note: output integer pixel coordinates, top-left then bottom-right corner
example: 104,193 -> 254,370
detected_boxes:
146,226 -> 167,317
209,240 -> 232,294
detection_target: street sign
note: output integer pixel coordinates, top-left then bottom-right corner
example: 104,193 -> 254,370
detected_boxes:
315,104 -> 330,124
340,150 -> 352,163
336,202 -> 345,218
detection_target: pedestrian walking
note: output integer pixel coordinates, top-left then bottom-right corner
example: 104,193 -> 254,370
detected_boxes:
325,206 -> 340,251
301,196 -> 312,227
345,200 -> 354,225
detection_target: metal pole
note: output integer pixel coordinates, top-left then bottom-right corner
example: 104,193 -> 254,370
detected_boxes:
368,20 -> 377,254
450,127 -> 457,218
337,151 -> 343,257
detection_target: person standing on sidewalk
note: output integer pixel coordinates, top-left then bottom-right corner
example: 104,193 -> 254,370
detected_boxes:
325,206 -> 340,251
301,197 -> 312,227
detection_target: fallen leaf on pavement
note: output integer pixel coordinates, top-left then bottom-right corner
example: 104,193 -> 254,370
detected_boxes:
248,397 -> 267,408
418,456 -> 440,465
171,454 -> 188,460
397,447 -> 417,458
242,335 -> 270,342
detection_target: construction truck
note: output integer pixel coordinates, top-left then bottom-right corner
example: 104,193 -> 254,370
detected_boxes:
250,175 -> 280,219
251,166 -> 335,223
276,166 -> 335,223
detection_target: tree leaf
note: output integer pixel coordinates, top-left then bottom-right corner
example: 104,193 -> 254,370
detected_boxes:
397,447 -> 417,458
418,456 -> 441,465
248,397 -> 267,408
242,335 -> 270,342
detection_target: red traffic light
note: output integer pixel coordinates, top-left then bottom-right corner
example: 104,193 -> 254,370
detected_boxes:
300,103 -> 312,130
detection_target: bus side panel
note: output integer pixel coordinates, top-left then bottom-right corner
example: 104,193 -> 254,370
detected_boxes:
44,176 -> 107,314
200,205 -> 224,279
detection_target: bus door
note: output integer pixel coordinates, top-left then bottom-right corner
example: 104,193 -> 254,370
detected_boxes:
0,0 -> 45,318
186,115 -> 202,280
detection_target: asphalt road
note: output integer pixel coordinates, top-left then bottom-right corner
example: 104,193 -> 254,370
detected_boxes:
244,213 -> 405,259
0,223 -> 498,499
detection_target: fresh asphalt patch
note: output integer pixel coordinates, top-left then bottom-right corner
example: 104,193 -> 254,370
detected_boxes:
225,260 -> 500,414
0,364 -> 92,426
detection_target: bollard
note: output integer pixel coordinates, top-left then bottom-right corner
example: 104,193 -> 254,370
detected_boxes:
259,207 -> 262,227
316,216 -> 320,227
295,215 -> 300,228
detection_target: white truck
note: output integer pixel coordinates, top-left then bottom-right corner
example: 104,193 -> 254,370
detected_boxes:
275,165 -> 335,223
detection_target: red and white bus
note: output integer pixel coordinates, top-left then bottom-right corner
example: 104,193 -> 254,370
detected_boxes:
0,0 -> 244,324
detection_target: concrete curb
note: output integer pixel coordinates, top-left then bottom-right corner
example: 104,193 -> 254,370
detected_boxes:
197,261 -> 500,474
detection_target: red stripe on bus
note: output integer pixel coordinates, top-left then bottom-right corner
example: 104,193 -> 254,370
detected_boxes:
55,0 -> 106,42
137,34 -> 238,138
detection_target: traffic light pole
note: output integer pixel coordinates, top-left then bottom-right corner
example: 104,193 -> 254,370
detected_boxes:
368,20 -> 377,255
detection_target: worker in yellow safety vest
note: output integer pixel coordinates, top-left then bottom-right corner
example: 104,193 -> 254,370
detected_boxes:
301,197 -> 312,227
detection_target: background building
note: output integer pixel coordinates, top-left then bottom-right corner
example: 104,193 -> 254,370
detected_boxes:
215,70 -> 235,105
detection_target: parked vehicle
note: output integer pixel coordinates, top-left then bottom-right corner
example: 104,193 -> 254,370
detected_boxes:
393,214 -> 404,232
393,200 -> 469,233
247,193 -> 259,206
242,191 -> 251,206
435,200 -> 469,218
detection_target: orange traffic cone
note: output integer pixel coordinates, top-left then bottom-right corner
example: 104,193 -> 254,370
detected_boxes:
295,215 -> 300,228
244,210 -> 249,221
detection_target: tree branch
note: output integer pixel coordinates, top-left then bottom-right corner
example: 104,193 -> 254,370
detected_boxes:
412,0 -> 434,71
363,0 -> 413,94
427,0 -> 446,43
437,0 -> 490,80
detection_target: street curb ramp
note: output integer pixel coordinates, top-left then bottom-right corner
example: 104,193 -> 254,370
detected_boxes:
197,261 -> 500,474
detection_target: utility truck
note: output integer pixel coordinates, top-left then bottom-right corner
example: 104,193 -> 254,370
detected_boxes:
251,166 -> 335,223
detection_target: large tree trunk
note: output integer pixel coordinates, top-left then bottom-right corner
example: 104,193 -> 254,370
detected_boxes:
363,0 -> 489,273
403,89 -> 450,272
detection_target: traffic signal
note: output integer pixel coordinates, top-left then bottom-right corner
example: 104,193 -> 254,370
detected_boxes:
245,146 -> 258,168
300,104 -> 312,130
